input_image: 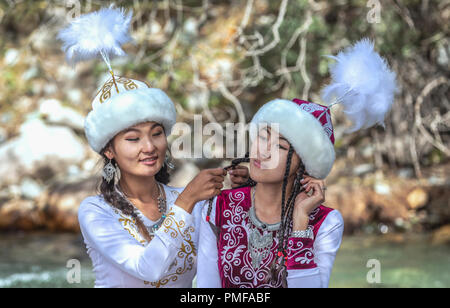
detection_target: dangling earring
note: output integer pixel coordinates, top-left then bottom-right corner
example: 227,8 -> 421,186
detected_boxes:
164,151 -> 175,170
102,158 -> 117,183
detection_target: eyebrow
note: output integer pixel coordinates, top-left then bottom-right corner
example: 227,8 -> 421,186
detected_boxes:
263,127 -> 288,142
122,123 -> 163,134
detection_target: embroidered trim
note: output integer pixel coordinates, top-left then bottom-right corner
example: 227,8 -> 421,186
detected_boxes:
114,187 -> 196,287
97,77 -> 139,103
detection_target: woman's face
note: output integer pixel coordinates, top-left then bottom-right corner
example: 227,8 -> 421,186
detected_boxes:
104,121 -> 168,179
249,127 -> 301,184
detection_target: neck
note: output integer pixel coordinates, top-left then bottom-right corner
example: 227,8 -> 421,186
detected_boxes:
118,172 -> 159,204
253,175 -> 295,220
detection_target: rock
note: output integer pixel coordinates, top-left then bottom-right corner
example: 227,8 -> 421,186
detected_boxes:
374,181 -> 391,195
431,225 -> 450,246
20,177 -> 44,200
0,199 -> 46,231
0,127 -> 7,144
398,168 -> 414,179
353,164 -> 374,176
38,99 -> 85,131
22,65 -> 40,81
5,49 -> 20,66
406,188 -> 428,209
424,185 -> 450,228
66,89 -> 83,106
37,176 -> 99,232
0,176 -> 99,232
82,159 -> 98,173
0,119 -> 86,187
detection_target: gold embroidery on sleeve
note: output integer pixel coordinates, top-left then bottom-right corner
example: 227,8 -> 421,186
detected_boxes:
114,189 -> 196,287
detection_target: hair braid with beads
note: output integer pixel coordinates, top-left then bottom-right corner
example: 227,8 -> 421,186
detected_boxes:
208,147 -> 307,287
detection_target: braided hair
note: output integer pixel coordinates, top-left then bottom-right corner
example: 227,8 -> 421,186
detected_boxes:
97,140 -> 171,243
268,145 -> 306,287
208,147 -> 306,288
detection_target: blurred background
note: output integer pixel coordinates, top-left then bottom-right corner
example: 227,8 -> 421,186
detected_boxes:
0,0 -> 449,288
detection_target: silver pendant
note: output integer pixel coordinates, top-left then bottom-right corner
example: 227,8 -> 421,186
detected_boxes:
248,226 -> 274,269
247,187 -> 281,270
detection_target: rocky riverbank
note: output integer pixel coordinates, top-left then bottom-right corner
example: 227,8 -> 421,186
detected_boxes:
0,1 -> 448,243
1,133 -> 449,244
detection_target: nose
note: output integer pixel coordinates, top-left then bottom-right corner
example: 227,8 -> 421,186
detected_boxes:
142,136 -> 156,153
257,139 -> 271,160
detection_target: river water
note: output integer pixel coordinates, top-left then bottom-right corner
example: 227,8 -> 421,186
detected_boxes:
0,232 -> 448,288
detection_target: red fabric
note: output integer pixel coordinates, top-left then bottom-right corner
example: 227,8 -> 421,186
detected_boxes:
292,98 -> 335,145
286,205 -> 334,270
215,187 -> 334,287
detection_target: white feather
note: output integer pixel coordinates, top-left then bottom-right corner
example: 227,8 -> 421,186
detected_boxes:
58,5 -> 133,69
321,38 -> 397,133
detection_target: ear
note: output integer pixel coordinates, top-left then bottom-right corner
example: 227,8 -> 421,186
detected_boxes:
103,143 -> 115,160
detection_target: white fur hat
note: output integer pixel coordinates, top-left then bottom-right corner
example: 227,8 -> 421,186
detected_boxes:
84,76 -> 177,153
57,6 -> 177,154
250,99 -> 335,179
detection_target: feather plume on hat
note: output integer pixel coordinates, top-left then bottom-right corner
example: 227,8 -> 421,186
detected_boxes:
321,38 -> 397,133
57,5 -> 133,75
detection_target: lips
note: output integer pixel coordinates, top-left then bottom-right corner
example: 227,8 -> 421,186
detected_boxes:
253,159 -> 262,169
140,156 -> 158,165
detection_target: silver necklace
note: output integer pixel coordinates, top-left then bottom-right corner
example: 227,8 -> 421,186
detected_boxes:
247,187 -> 280,270
115,182 -> 167,237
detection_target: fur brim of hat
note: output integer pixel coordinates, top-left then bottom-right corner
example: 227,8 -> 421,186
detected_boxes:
250,99 -> 335,179
84,87 -> 177,153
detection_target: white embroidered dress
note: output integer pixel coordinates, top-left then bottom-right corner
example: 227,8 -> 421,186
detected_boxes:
78,184 -> 203,288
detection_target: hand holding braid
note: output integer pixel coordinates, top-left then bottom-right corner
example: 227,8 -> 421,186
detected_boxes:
292,177 -> 326,231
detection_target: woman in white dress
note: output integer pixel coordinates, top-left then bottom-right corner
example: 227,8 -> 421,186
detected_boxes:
58,7 -> 234,288
78,117 -> 227,288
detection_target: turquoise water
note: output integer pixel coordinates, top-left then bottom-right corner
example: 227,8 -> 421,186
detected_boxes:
0,232 -> 448,288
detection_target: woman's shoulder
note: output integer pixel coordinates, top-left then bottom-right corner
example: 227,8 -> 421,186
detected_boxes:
312,205 -> 344,237
78,194 -> 116,219
160,183 -> 184,200
310,205 -> 343,222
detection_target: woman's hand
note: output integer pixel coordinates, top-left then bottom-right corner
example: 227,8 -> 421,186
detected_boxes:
175,168 -> 226,213
229,165 -> 249,188
292,176 -> 326,231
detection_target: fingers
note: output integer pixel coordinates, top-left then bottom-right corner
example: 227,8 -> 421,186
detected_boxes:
228,165 -> 249,188
212,175 -> 226,183
208,167 -> 227,176
230,175 -> 246,188
301,176 -> 325,190
228,165 -> 249,177
305,182 -> 325,202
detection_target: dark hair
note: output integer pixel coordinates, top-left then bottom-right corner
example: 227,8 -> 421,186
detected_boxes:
223,148 -> 306,287
97,140 -> 171,242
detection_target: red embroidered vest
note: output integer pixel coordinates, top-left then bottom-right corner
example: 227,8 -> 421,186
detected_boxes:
215,186 -> 333,288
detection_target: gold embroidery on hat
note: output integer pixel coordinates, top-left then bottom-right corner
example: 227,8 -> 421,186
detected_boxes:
98,77 -> 140,103
117,77 -> 138,91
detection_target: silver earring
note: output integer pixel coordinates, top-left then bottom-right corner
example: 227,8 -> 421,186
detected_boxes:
102,159 -> 116,183
165,152 -> 175,170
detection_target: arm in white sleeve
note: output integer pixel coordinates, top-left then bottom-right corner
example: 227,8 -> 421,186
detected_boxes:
78,198 -> 195,282
287,210 -> 344,288
196,197 -> 222,288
